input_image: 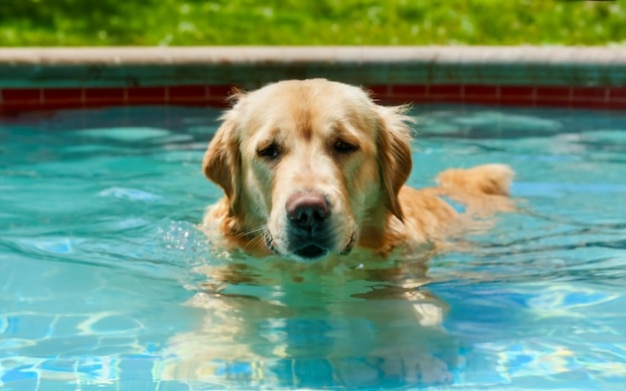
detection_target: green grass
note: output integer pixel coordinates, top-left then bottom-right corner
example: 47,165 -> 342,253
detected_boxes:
1,0 -> 626,46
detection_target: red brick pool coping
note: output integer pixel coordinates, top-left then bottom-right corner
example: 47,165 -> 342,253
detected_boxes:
1,47 -> 625,114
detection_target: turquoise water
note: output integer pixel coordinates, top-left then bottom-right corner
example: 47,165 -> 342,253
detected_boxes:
1,105 -> 625,390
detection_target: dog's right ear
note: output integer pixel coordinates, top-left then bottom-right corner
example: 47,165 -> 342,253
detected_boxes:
202,113 -> 241,215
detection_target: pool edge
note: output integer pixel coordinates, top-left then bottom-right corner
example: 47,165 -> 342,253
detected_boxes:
1,46 -> 625,114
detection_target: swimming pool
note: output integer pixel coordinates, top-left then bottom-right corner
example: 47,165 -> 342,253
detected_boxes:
1,104 -> 625,390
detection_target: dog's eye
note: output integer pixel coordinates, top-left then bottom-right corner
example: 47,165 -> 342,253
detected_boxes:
334,140 -> 359,154
257,142 -> 281,160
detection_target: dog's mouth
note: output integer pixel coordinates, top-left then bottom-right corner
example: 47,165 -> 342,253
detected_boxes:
264,230 -> 356,261
294,244 -> 328,260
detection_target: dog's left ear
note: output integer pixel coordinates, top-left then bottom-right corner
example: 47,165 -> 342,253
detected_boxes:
376,105 -> 414,221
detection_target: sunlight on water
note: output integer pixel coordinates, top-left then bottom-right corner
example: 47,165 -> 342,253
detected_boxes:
0,105 -> 625,390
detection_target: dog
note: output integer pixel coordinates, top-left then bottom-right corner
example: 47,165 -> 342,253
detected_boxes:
199,78 -> 514,267
158,79 -> 515,386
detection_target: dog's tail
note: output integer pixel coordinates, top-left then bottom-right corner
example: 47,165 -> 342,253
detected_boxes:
436,164 -> 515,215
437,164 -> 514,197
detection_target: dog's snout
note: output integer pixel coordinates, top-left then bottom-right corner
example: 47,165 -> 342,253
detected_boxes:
286,192 -> 329,229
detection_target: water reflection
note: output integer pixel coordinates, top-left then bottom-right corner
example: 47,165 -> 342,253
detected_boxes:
161,259 -> 461,389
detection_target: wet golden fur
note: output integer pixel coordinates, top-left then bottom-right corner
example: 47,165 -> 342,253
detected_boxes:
200,78 -> 514,264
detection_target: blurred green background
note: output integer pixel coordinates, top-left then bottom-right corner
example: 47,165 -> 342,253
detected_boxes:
1,0 -> 625,46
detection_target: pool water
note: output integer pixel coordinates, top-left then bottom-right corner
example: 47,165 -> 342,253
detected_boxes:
1,105 -> 625,390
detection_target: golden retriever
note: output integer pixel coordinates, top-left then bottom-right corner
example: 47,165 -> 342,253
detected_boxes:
200,78 -> 514,265
159,79 -> 515,386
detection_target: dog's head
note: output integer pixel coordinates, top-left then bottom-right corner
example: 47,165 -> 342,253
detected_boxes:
203,79 -> 413,261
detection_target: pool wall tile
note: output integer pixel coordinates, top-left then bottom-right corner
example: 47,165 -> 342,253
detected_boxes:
126,86 -> 168,105
571,86 -> 608,100
42,87 -> 83,103
535,86 -> 572,100
2,47 -> 626,114
464,85 -> 498,97
499,85 -> 535,98
167,85 -> 208,104
1,88 -> 42,112
1,89 -> 42,112
2,88 -> 42,102
84,87 -> 126,105
391,84 -> 427,96
206,85 -> 235,98
609,87 -> 626,100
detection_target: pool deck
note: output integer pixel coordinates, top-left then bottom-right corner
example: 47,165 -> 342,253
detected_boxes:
1,46 -> 625,113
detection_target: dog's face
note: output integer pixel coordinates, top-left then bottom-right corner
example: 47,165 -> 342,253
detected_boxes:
203,79 -> 413,261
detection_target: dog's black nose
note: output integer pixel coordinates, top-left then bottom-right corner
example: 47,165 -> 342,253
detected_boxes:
286,191 -> 329,229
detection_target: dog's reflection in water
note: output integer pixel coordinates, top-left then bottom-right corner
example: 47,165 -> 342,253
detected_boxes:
160,259 -> 461,388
